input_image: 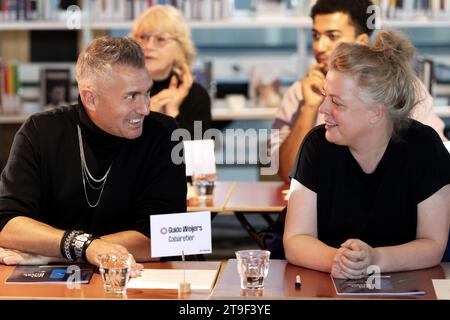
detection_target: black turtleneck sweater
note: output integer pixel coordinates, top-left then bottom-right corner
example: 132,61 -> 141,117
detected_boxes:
0,102 -> 187,238
151,78 -> 211,138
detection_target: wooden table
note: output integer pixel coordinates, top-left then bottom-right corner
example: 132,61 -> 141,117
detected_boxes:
187,181 -> 235,213
225,181 -> 288,213
224,181 -> 288,248
186,181 -> 288,248
0,261 -> 221,300
211,260 -> 449,300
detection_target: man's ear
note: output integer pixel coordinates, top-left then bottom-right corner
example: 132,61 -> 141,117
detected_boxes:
79,88 -> 96,112
356,33 -> 369,45
369,103 -> 385,125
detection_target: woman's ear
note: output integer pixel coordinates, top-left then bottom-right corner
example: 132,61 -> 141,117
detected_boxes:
369,103 -> 385,125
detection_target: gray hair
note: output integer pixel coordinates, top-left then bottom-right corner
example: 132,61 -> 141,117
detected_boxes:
76,36 -> 145,88
330,30 -> 419,137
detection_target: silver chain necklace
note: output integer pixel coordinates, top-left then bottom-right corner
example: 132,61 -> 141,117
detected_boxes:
77,125 -> 112,208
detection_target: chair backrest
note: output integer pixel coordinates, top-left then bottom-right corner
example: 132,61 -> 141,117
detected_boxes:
260,206 -> 286,259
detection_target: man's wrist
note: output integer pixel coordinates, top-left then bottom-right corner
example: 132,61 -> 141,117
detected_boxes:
60,230 -> 96,262
82,237 -> 99,262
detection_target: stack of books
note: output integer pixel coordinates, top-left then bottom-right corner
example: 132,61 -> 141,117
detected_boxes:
0,60 -> 21,114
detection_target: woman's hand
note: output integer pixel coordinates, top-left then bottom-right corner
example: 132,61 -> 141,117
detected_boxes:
331,239 -> 378,279
150,63 -> 193,117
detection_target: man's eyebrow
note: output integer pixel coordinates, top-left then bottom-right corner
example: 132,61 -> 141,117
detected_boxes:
124,90 -> 140,96
312,28 -> 343,34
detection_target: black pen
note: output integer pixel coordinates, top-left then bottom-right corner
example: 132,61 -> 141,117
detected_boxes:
295,275 -> 302,288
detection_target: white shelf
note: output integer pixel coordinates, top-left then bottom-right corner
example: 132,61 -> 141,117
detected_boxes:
381,19 -> 450,28
0,21 -> 72,30
435,106 -> 450,118
0,114 -> 28,124
90,16 -> 312,30
4,16 -> 450,31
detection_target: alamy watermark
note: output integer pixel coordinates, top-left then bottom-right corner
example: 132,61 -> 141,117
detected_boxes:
366,5 -> 382,30
66,5 -> 81,30
170,121 -> 280,176
66,264 -> 82,289
365,265 -> 382,289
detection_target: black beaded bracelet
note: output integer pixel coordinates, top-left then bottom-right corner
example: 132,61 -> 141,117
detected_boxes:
60,230 -> 84,262
61,230 -> 79,261
59,230 -> 73,260
69,230 -> 84,261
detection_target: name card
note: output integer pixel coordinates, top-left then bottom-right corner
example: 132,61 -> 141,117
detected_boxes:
183,139 -> 216,176
150,211 -> 212,258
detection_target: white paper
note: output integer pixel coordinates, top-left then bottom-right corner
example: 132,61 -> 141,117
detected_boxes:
127,269 -> 219,291
150,211 -> 212,258
432,279 -> 450,300
183,140 -> 216,176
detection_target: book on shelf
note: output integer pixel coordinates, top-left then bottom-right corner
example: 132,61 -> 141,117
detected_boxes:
374,0 -> 450,19
86,0 -> 235,21
0,60 -> 21,114
5,264 -> 95,284
331,271 -> 425,296
40,67 -> 71,110
0,0 -> 66,22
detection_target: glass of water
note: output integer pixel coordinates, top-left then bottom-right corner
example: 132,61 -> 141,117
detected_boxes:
235,250 -> 270,290
192,172 -> 217,200
98,253 -> 132,294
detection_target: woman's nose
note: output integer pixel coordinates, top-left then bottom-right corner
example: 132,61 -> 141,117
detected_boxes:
318,97 -> 330,115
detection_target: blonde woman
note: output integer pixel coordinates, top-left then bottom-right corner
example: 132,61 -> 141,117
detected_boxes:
284,30 -> 450,278
131,5 -> 211,138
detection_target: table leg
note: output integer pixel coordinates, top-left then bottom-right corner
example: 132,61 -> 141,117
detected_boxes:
260,213 -> 274,224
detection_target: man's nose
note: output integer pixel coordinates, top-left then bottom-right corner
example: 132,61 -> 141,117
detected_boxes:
316,36 -> 329,52
138,96 -> 150,115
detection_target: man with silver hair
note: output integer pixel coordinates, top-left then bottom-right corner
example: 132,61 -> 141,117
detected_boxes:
0,36 -> 186,272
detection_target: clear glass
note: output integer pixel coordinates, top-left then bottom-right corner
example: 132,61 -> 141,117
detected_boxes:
192,173 -> 217,200
98,253 -> 132,294
235,250 -> 270,290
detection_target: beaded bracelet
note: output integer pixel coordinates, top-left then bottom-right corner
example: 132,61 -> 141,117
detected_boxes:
60,230 -> 83,261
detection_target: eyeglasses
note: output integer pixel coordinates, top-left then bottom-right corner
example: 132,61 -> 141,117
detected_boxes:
135,34 -> 177,48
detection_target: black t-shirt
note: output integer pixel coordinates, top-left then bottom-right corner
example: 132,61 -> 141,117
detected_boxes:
291,121 -> 450,248
151,78 -> 212,139
0,103 -> 187,238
